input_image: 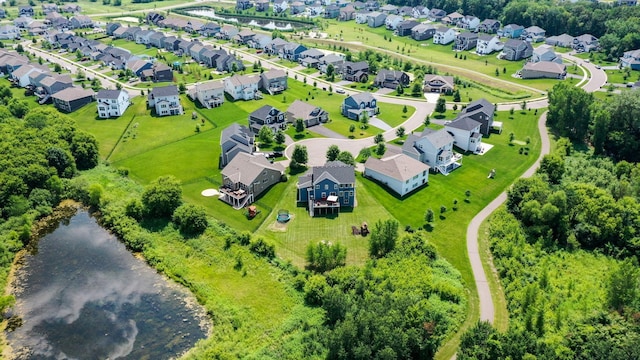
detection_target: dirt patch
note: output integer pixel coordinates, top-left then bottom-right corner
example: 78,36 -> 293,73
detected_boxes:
267,213 -> 295,232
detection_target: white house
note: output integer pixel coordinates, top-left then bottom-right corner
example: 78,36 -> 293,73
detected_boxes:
223,74 -> 261,101
273,0 -> 289,13
445,117 -> 483,153
476,34 -> 503,55
384,14 -> 403,30
97,89 -> 130,118
0,25 -> 19,40
433,27 -> 457,45
532,45 -> 561,63
10,64 -> 46,88
148,85 -> 183,116
402,128 -> 462,175
364,153 -> 430,197
355,10 -> 370,24
190,80 -> 225,108
458,15 -> 480,31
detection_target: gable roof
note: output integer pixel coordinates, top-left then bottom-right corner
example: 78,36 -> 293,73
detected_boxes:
261,69 -> 286,80
420,128 -> 454,149
463,98 -> 494,115
52,87 -> 95,101
522,61 -> 566,74
446,116 -> 481,131
97,89 -> 125,100
149,85 -> 179,97
287,99 -> 321,119
221,152 -> 284,185
348,91 -> 375,104
365,153 -> 430,181
311,161 -> 355,185
250,105 -> 281,121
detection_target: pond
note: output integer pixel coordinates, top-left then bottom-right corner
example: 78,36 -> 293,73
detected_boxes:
186,9 -> 302,31
5,210 -> 209,359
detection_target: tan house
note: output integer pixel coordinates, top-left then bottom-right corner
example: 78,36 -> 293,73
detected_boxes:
219,153 -> 284,209
423,74 -> 454,93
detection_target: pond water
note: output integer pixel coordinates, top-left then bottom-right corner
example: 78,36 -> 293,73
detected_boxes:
6,210 -> 209,359
187,9 -> 298,31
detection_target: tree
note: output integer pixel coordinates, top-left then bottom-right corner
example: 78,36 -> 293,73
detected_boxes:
349,124 -> 356,134
336,151 -> 355,166
402,105 -> 408,114
547,82 -> 593,141
172,203 -> 208,236
178,82 -> 186,93
374,133 -> 384,144
607,258 -> 640,313
15,44 -> 24,53
424,115 -> 431,127
453,89 -> 461,102
459,321 -> 503,360
358,147 -> 372,161
509,132 -> 515,143
275,130 -> 286,145
70,131 -> 99,170
375,142 -> 386,156
292,144 -> 308,165
7,99 -> 29,118
368,219 -> 399,258
306,241 -> 347,273
142,175 -> 183,218
295,118 -> 305,133
396,84 -> 404,95
360,112 -> 369,129
435,97 -> 446,114
411,82 -> 423,97
258,126 -> 274,145
395,126 -> 405,138
326,64 -> 335,78
425,208 -> 434,223
538,154 -> 565,184
326,145 -> 340,161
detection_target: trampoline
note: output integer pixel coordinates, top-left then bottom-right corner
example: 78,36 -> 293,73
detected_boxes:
277,209 -> 291,223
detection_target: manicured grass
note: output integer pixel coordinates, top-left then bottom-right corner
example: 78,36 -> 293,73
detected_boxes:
478,219 -> 509,332
605,68 -> 640,85
254,176 -> 394,268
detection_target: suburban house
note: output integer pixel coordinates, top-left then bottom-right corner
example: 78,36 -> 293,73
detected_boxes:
70,15 -> 93,29
412,24 -> 437,41
265,38 -> 288,55
281,42 -> 308,61
545,33 -> 574,48
521,61 -> 567,79
297,161 -> 356,216
380,4 -> 398,14
458,98 -> 495,135
298,48 -> 325,68
220,153 -> 284,209
445,117 -> 483,153
620,49 -> 640,70
428,8 -> 446,22
9,64 -> 46,87
236,0 -> 252,10
220,123 -> 254,168
286,100 -> 329,127
148,85 -> 183,116
501,39 -> 533,61
454,32 -> 478,51
402,128 -> 461,175
140,63 -> 173,82
374,69 -> 410,89
476,34 -> 504,55
339,5 -> 356,21
255,0 -> 270,12
247,34 -> 272,49
190,80 -> 225,108
127,59 -> 153,77
0,25 -> 19,40
365,0 -> 380,11
522,26 -> 546,42
52,87 -> 95,113
19,6 -> 34,17
367,12 -> 386,28
14,16 -> 34,29
396,20 -> 419,37
308,2 -> 325,17
42,3 -> 59,14
248,105 -> 286,134
385,14 -> 403,30
319,54 -> 344,73
96,89 -> 130,118
573,34 -> 599,52
62,4 -> 81,13
423,74 -> 454,93
478,19 -> 500,33
532,45 -> 561,63
273,0 -> 289,13
433,27 -> 457,45
341,92 -> 378,120
218,25 -> 239,40
325,5 -> 340,18
500,24 -> 524,39
290,1 -> 305,14
341,61 -> 369,82
459,16 -> 480,31
364,153 -> 430,196
355,10 -> 371,24
233,29 -> 256,45
224,74 -> 261,101
199,22 -> 221,37
146,12 -> 165,25
442,11 -> 464,26
260,69 -> 288,95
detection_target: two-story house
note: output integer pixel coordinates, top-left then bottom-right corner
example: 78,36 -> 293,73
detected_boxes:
531,45 -> 561,63
341,60 -> 369,82
458,98 -> 495,135
190,80 -> 224,108
273,0 -> 289,13
620,49 -> 640,70
454,31 -> 478,51
476,34 -> 503,55
433,27 -> 457,45
260,69 -> 288,95
339,5 -> 356,21
299,48 -> 325,68
373,69 -> 410,89
224,74 -> 261,101
364,154 -> 430,197
412,24 -> 437,41
501,39 -> 533,61
499,24 -> 525,38
324,4 -> 340,18
297,161 -> 356,216
0,25 -> 19,40
19,6 -> 34,17
220,124 -> 254,168
318,53 -> 345,74
478,19 -> 501,34
96,89 -> 130,118
522,26 -> 546,43
249,105 -> 286,134
384,14 -> 403,30
545,33 -> 574,48
402,128 -> 461,175
281,42 -> 308,61
286,100 -> 329,127
572,34 -> 599,52
423,74 -> 454,93
459,15 -> 480,31
367,12 -> 386,28
412,6 -> 430,19
445,117 -> 483,153
148,85 -> 183,116
341,92 -> 378,120
441,11 -> 463,26
428,8 -> 446,22
220,153 -> 284,209
396,20 -> 419,37
52,87 -> 95,113
70,15 -> 93,29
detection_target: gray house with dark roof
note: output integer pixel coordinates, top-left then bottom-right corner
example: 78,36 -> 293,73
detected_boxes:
501,39 -> 533,61
454,32 -> 478,51
148,85 -> 183,116
445,117 -> 483,153
220,123 -> 254,168
396,20 -> 419,37
341,92 -> 378,120
220,153 -> 284,209
52,87 -> 95,113
412,24 -> 436,41
373,69 -> 409,89
286,100 -> 329,127
458,98 -> 495,135
249,105 -> 286,134
402,128 -> 461,175
260,69 -> 288,95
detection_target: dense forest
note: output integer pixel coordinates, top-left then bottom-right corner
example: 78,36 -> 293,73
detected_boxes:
387,0 -> 640,60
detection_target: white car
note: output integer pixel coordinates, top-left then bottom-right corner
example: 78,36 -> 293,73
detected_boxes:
336,88 -> 345,94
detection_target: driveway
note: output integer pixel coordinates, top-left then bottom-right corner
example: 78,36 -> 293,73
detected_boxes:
307,124 -> 348,139
368,117 -> 392,131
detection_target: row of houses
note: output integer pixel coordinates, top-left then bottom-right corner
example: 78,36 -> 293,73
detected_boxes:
10,13 -> 93,37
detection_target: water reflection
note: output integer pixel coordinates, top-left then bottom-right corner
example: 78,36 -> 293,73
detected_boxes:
7,211 -> 207,359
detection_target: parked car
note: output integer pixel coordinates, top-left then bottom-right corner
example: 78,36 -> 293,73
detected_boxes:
336,88 -> 345,94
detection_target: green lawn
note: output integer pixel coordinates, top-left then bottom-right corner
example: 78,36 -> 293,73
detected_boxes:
254,176 -> 394,268
605,68 -> 640,84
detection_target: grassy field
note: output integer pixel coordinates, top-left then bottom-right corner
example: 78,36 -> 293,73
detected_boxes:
605,68 -> 640,84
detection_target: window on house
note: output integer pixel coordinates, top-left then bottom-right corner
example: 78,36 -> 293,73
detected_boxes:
315,185 -> 319,189
334,184 -> 338,189
324,184 -> 329,190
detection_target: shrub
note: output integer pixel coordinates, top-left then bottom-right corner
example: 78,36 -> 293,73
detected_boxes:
172,203 -> 208,236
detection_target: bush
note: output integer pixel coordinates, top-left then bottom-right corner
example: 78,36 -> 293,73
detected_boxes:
172,203 -> 208,236
249,237 -> 276,259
